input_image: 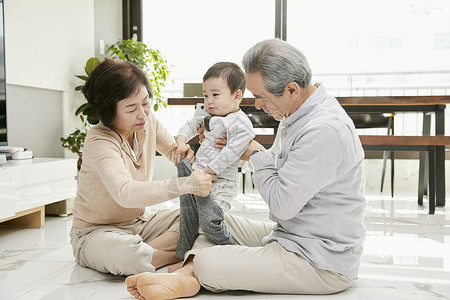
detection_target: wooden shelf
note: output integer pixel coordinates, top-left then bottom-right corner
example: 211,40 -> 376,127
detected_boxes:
0,206 -> 45,228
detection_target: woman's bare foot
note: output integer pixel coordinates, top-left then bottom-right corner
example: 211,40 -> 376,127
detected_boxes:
167,261 -> 183,273
125,272 -> 200,300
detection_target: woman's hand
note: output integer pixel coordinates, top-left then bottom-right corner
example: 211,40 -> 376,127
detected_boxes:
187,169 -> 217,197
172,143 -> 194,165
173,142 -> 185,165
240,140 -> 265,161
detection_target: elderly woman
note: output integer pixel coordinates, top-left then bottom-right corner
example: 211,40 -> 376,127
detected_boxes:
70,59 -> 215,276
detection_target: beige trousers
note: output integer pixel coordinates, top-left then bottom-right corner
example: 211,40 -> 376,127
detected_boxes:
187,214 -> 352,295
70,209 -> 179,276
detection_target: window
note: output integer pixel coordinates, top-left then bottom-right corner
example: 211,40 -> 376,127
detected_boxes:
143,0 -> 274,97
286,0 -> 450,95
287,0 -> 450,72
142,0 -> 450,135
435,33 -> 450,49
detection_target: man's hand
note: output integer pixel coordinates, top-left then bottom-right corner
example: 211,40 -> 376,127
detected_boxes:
214,133 -> 227,150
197,124 -> 206,144
240,140 -> 265,161
198,125 -> 228,150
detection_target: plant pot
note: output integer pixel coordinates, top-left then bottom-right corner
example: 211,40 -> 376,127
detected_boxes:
77,153 -> 83,171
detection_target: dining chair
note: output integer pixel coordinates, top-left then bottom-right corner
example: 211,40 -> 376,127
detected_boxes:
349,113 -> 395,197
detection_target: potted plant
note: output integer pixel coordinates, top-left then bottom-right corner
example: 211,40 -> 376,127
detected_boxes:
61,38 -> 172,168
61,57 -> 100,170
107,38 -> 172,111
60,127 -> 87,171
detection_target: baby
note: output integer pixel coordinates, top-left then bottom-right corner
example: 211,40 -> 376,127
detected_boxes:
174,62 -> 255,259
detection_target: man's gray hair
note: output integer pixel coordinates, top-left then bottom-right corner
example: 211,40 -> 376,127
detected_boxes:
242,39 -> 312,97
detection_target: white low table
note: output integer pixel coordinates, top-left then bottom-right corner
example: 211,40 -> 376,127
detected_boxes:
0,158 -> 77,228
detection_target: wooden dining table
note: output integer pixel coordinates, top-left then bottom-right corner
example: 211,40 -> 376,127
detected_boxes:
168,95 -> 450,207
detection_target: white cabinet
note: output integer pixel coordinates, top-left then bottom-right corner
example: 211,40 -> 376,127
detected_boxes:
0,167 -> 15,220
0,158 -> 77,228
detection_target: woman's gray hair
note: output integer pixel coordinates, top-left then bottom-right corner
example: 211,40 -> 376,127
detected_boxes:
242,39 -> 312,97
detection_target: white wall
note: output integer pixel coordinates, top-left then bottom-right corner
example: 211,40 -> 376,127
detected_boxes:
4,0 -> 94,91
7,85 -> 65,157
3,0 -> 122,158
94,0 -> 122,59
4,0 -> 95,157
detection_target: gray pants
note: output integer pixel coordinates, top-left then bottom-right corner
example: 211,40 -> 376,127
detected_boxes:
176,158 -> 234,259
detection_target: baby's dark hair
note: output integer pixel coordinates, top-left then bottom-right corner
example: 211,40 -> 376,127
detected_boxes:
203,62 -> 246,94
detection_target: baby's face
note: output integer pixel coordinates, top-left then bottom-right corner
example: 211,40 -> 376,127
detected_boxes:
202,77 -> 240,116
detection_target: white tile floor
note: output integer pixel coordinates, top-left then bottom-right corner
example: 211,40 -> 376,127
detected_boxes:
1,191 -> 449,300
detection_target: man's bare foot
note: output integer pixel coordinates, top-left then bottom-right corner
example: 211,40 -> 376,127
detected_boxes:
125,272 -> 200,300
167,261 -> 183,273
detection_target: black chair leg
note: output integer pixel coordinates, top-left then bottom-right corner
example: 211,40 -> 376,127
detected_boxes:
435,146 -> 446,206
421,112 -> 432,197
238,167 -> 245,194
418,151 -> 426,206
428,146 -> 436,214
390,151 -> 394,198
381,116 -> 395,195
381,151 -> 388,193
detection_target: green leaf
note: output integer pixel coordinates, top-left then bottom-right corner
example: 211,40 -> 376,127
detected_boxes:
75,75 -> 88,81
60,127 -> 88,154
85,57 -> 101,75
75,103 -> 90,116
